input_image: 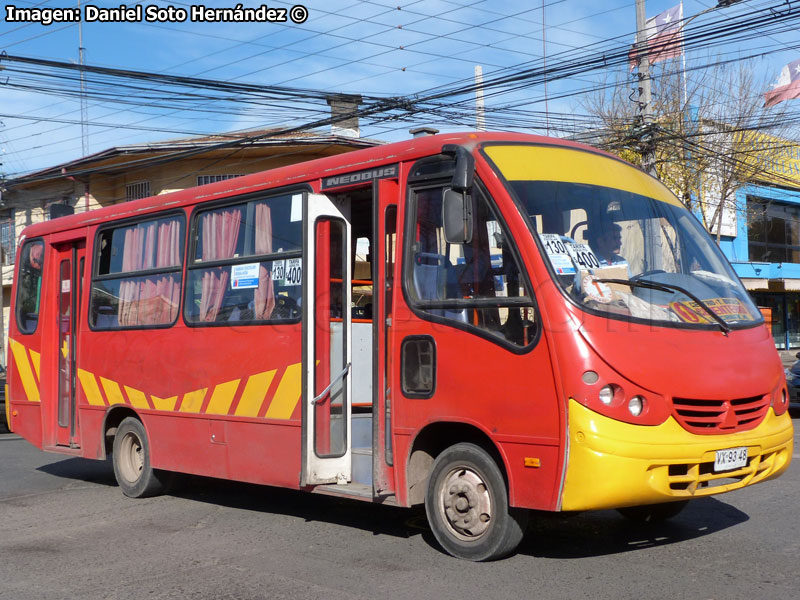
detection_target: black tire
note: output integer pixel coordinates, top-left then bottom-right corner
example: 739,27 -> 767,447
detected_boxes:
617,500 -> 689,523
425,443 -> 528,561
112,417 -> 172,498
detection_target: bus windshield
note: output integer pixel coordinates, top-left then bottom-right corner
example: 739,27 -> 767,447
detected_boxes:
484,144 -> 762,328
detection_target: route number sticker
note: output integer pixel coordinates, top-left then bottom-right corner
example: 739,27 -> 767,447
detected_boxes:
284,258 -> 302,286
566,243 -> 600,271
272,260 -> 286,281
539,233 -> 576,275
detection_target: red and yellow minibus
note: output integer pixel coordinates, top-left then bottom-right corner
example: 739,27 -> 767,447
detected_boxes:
6,132 -> 793,560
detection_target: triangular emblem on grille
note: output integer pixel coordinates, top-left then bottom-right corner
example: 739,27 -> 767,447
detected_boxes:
719,401 -> 738,429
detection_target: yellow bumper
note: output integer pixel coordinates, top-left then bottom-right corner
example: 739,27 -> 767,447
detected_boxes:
561,399 -> 794,511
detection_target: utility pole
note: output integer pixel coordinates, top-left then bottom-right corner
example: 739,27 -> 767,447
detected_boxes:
474,65 -> 486,131
79,0 -> 89,156
635,0 -> 656,176
542,0 -> 550,136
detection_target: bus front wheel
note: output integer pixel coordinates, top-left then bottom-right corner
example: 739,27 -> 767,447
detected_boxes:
112,417 -> 172,498
425,443 -> 528,561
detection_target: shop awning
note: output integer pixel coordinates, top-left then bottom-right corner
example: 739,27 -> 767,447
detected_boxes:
741,278 -> 769,291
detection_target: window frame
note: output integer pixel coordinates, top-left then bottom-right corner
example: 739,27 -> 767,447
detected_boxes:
15,237 -> 45,335
401,165 -> 540,354
89,211 -> 187,331
183,186 -> 309,328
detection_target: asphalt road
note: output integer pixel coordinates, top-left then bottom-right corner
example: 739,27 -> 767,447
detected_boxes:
1,419 -> 799,600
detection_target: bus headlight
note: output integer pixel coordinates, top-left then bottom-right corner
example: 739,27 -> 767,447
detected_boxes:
599,385 -> 614,405
628,396 -> 645,417
771,384 -> 789,416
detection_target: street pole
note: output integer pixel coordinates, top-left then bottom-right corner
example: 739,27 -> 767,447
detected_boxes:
635,0 -> 656,176
474,65 -> 486,131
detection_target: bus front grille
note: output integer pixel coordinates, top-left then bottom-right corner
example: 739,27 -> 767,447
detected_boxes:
671,394 -> 770,434
664,448 -> 780,496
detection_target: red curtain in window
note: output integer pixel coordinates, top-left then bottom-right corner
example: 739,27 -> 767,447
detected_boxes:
118,225 -> 151,326
199,209 -> 242,321
253,203 -> 275,320
118,220 -> 181,326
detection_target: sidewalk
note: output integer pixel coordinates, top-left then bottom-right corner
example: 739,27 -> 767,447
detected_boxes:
778,350 -> 797,369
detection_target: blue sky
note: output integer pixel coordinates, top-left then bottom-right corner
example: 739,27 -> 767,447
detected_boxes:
1,0 -> 798,177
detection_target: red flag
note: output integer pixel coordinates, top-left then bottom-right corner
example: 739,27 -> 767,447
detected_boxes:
764,60 -> 800,107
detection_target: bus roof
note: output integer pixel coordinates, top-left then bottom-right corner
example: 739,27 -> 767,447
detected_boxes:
19,131 -> 609,239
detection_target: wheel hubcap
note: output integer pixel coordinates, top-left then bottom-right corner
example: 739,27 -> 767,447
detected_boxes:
119,432 -> 144,484
438,467 -> 493,540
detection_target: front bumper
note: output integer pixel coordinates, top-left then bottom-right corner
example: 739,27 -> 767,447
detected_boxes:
561,399 -> 794,511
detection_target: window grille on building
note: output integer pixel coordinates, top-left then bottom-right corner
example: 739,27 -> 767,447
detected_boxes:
197,174 -> 243,186
126,181 -> 151,201
0,213 -> 16,266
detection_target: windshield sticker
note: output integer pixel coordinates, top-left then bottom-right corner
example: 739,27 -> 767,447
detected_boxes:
290,194 -> 302,222
566,243 -> 600,271
670,297 -> 756,324
582,275 -> 613,304
539,233 -> 576,275
231,263 -> 260,289
283,257 -> 302,286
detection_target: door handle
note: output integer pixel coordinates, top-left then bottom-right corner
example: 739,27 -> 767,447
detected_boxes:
312,362 -> 351,405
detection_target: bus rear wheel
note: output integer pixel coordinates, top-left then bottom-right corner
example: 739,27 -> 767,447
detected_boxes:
617,500 -> 689,523
112,417 -> 172,498
425,443 -> 527,561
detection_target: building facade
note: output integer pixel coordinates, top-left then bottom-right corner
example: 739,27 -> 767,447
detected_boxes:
719,141 -> 800,349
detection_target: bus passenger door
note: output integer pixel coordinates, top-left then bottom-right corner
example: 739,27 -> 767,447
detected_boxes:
54,241 -> 85,448
302,193 -> 352,486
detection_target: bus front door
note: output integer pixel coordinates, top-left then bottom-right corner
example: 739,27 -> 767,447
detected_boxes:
301,193 -> 353,486
54,241 -> 85,448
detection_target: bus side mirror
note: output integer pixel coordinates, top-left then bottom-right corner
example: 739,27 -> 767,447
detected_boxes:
442,188 -> 473,244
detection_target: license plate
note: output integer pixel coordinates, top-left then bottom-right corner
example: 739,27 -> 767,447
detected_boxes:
714,447 -> 748,472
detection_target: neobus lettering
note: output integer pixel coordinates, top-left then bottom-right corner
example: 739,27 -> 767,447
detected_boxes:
5,5 -> 81,25
324,166 -> 397,187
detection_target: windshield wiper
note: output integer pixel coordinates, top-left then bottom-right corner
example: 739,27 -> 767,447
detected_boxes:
597,278 -> 731,336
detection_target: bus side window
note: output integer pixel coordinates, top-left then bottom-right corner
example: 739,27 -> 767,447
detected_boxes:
90,215 -> 185,329
406,184 -> 537,347
15,240 -> 45,334
184,194 -> 302,325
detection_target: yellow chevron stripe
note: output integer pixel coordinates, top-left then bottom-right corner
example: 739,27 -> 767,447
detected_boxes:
124,386 -> 150,410
206,379 -> 241,415
264,362 -> 302,420
78,369 -> 105,406
100,377 -> 126,406
179,388 -> 207,413
151,395 -> 178,411
235,370 -> 276,417
9,339 -> 40,403
29,350 -> 41,380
